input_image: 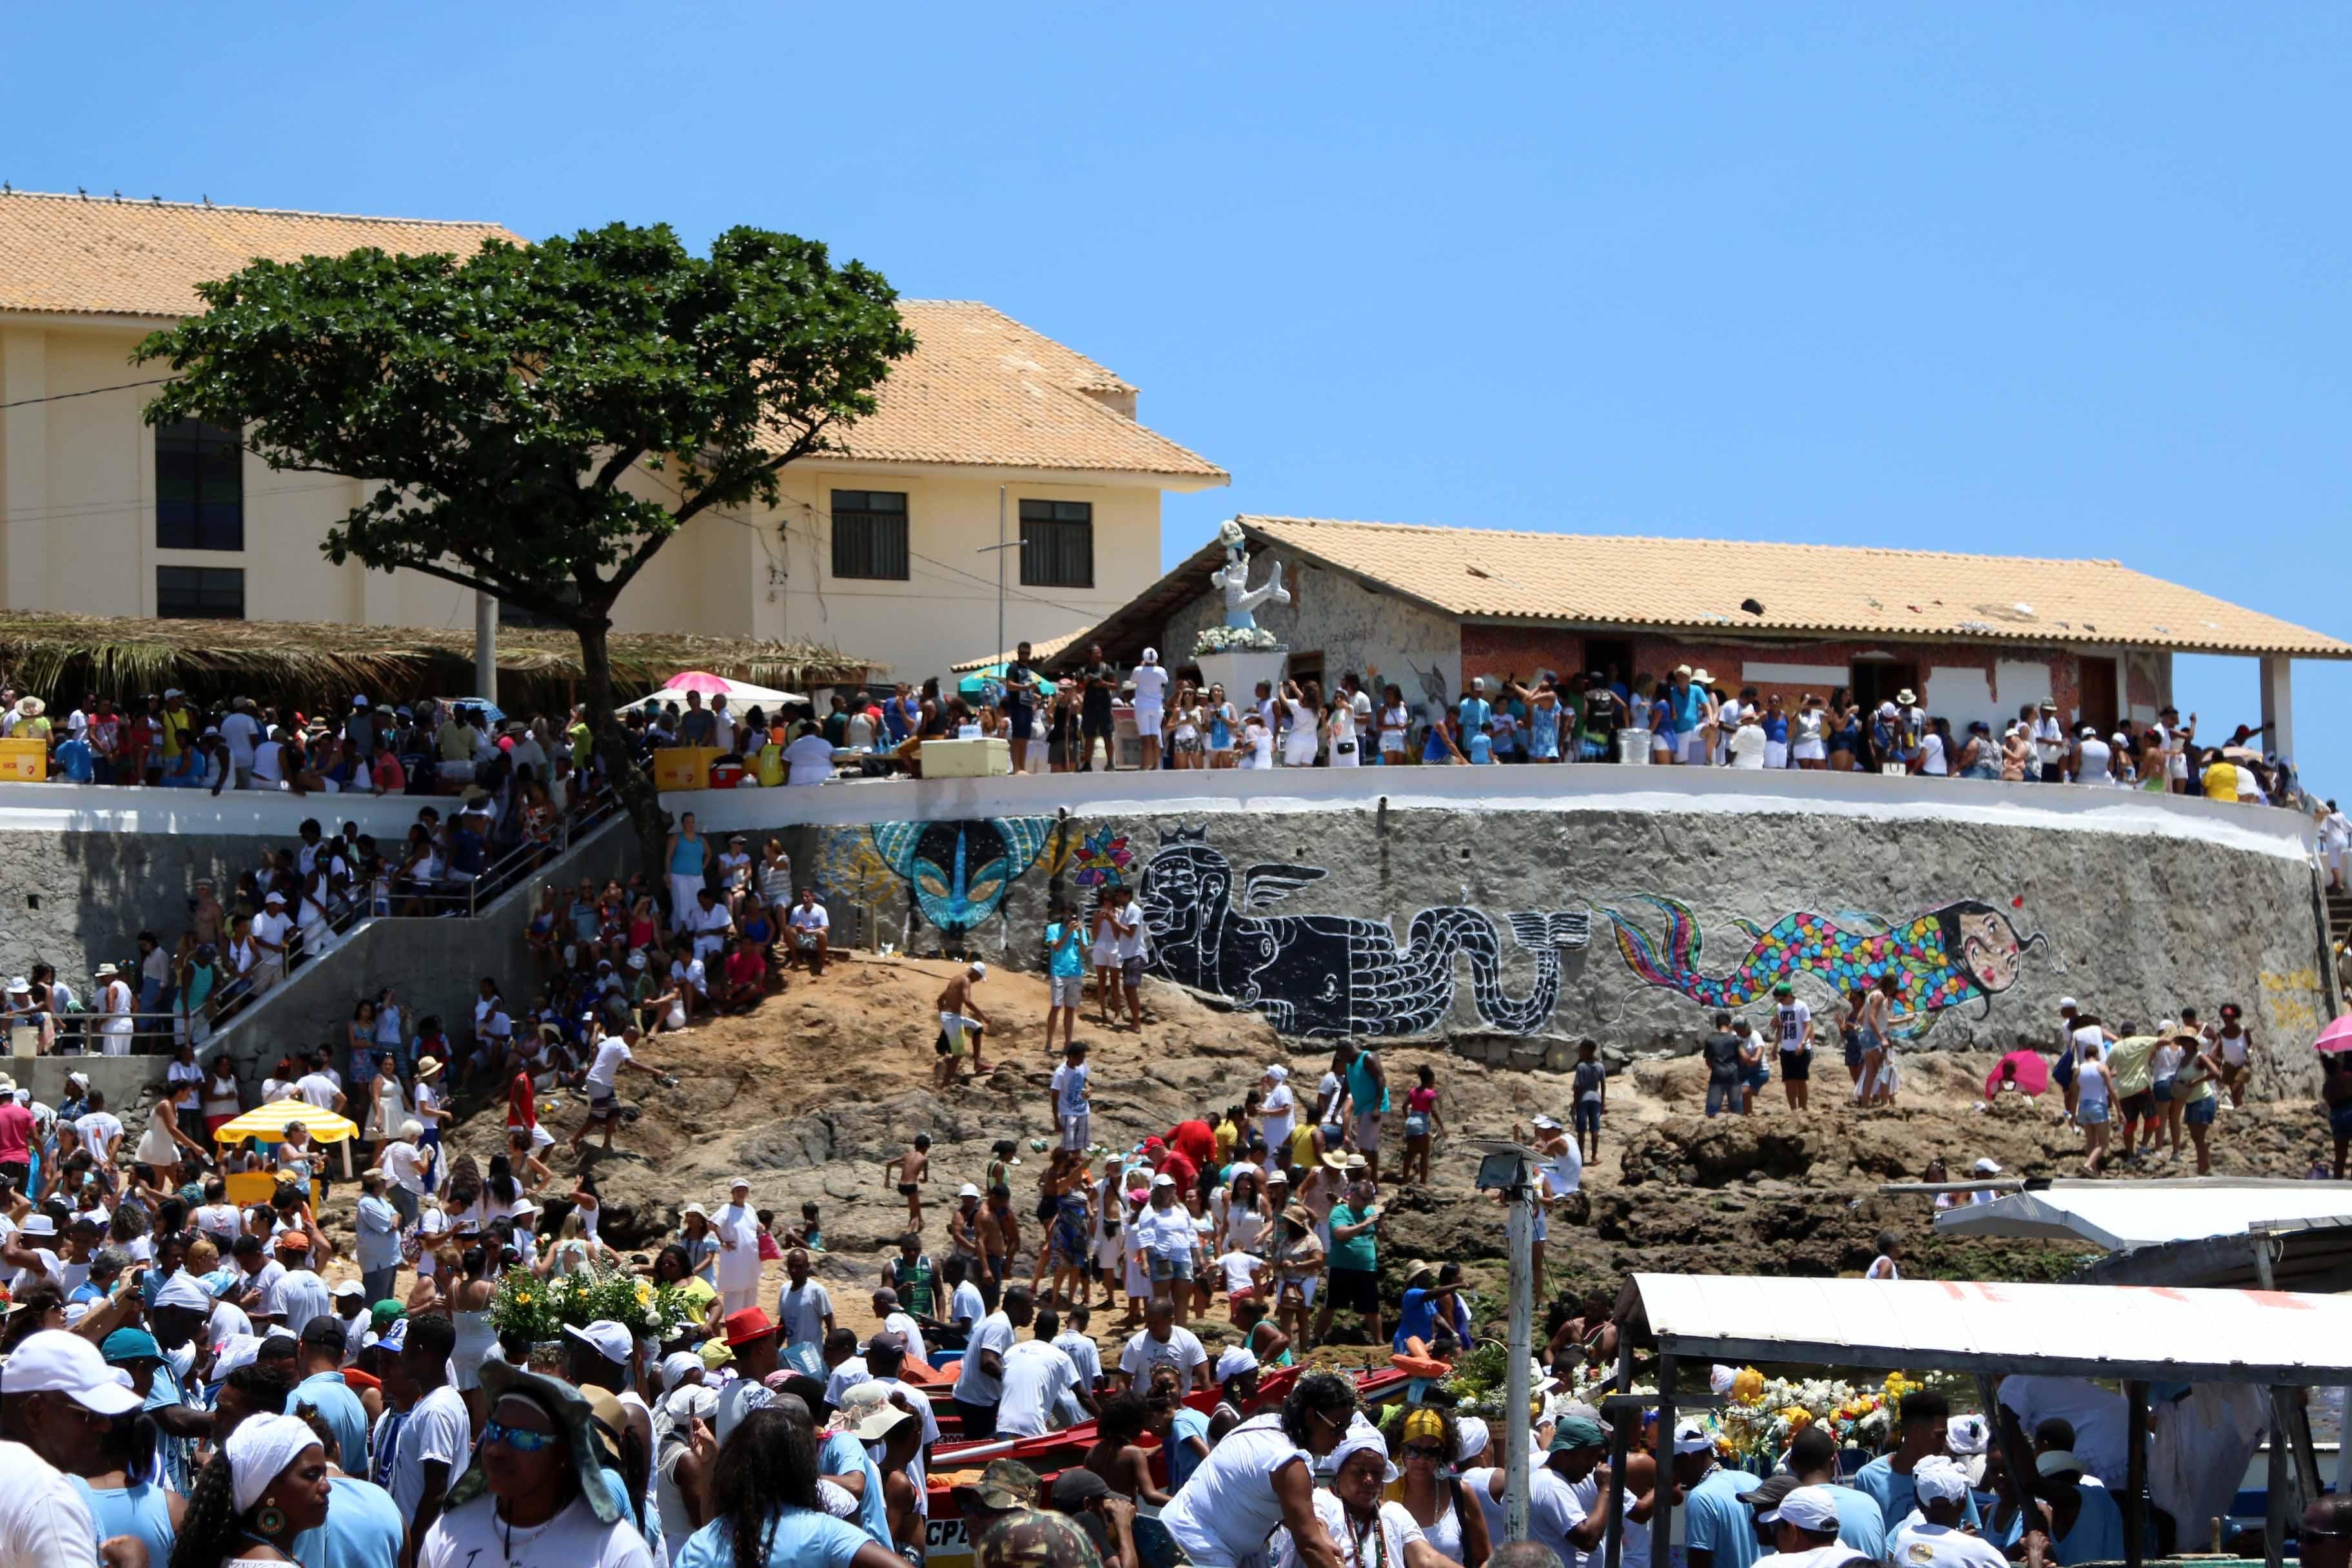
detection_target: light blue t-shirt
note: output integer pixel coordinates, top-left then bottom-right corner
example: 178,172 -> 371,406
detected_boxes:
820,1429 -> 892,1547
1045,922 -> 1086,979
2053,1481 -> 2125,1565
293,1474 -> 404,1568
1458,696 -> 1492,734
67,1479 -> 175,1568
293,1371 -> 372,1480
1467,732 -> 1494,764
1825,1481 -> 1888,1561
1685,1466 -> 1763,1568
1168,1406 -> 1213,1491
675,1506 -> 873,1568
1853,1455 -> 1981,1533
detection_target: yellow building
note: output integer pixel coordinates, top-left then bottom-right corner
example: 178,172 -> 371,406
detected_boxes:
0,191 -> 1226,681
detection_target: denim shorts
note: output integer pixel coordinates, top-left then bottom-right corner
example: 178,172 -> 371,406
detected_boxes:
2185,1095 -> 2217,1126
2079,1102 -> 2110,1126
1573,1099 -> 1602,1135
1148,1253 -> 1195,1284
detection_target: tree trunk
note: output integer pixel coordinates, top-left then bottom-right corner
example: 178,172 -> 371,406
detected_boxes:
573,618 -> 670,876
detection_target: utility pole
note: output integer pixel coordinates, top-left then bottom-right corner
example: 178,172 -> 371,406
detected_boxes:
1473,1139 -> 1539,1542
474,587 -> 497,703
997,484 -> 1007,671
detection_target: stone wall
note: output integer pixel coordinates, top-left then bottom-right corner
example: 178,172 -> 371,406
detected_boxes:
0,828 -> 304,985
723,772 -> 2336,1103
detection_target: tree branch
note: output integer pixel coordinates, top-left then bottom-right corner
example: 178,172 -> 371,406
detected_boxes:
591,446 -> 648,494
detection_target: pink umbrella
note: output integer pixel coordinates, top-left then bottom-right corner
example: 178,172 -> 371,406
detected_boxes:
660,671 -> 732,696
1985,1049 -> 2049,1099
2316,1015 -> 2352,1054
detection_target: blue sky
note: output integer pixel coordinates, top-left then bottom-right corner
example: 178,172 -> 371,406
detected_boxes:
9,4 -> 2347,794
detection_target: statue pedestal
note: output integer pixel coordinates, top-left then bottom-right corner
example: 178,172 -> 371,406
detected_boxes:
1195,647 -> 1289,701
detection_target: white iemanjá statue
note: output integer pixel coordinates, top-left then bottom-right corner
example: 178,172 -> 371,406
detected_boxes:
1211,518 -> 1291,629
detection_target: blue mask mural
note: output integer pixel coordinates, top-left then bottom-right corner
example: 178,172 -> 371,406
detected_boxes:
868,817 -> 1054,936
1135,826 -> 1589,1039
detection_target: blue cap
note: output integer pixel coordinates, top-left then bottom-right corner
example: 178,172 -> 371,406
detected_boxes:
101,1328 -> 162,1366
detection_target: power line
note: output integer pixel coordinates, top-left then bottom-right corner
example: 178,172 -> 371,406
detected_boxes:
0,377 -> 174,411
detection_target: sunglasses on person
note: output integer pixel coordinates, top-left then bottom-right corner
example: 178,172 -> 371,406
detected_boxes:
484,1420 -> 564,1453
1401,1442 -> 1447,1460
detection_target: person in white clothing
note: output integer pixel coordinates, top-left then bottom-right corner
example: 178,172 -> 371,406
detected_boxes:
1749,1482 -> 1859,1568
784,721 -> 838,787
570,1025 -> 669,1157
993,1313 -> 1097,1438
1257,1064 -> 1297,1173
1119,1298 -> 1208,1396
1132,649 -> 1170,772
1725,712 -> 1769,769
1051,1042 -> 1092,1152
93,964 -> 137,1056
1160,1371 -> 1358,1568
712,1177 -> 764,1314
1886,1458 -> 2010,1568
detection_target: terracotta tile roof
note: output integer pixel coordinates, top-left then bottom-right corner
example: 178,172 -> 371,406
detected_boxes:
812,301 -> 1228,482
950,627 -> 1089,672
1235,516 -> 2351,659
0,190 -> 518,318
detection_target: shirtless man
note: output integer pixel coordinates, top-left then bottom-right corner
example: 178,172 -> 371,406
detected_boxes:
883,1133 -> 932,1230
937,962 -> 993,1083
978,1184 -> 1020,1309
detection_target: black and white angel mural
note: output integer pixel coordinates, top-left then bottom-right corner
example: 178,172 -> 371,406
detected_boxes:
1136,827 -> 1589,1039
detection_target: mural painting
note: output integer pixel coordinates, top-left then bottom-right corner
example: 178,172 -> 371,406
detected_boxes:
1135,827 -> 1590,1039
868,817 -> 1054,938
1071,828 -> 1135,889
1604,895 -> 2044,1038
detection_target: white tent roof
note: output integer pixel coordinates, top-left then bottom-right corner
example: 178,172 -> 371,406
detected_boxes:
1632,1272 -> 2352,1384
1931,1178 -> 2352,1252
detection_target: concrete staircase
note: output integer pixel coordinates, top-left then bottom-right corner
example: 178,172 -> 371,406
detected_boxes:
2329,884 -> 2352,961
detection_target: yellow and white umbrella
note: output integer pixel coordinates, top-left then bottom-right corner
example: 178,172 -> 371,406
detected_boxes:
211,1101 -> 359,1146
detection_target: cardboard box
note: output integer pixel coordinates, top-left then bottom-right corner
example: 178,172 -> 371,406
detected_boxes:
921,738 -> 1012,778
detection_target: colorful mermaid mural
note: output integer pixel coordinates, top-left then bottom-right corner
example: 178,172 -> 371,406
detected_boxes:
1605,896 -> 2044,1037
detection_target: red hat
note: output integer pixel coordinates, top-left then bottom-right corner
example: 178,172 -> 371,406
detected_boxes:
1143,1136 -> 1166,1152
723,1308 -> 776,1348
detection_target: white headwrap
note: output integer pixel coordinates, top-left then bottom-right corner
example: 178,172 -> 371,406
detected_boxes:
1215,1347 -> 1260,1384
1455,1415 -> 1491,1466
211,1333 -> 262,1381
1328,1415 -> 1398,1483
1710,1364 -> 1738,1395
1945,1412 -> 1990,1456
1912,1455 -> 1970,1506
227,1413 -> 319,1514
153,1270 -> 213,1313
659,1351 -> 704,1393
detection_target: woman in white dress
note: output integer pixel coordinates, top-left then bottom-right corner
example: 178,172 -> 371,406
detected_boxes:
365,1054 -> 410,1145
1387,1406 -> 1491,1567
1324,700 -> 1361,768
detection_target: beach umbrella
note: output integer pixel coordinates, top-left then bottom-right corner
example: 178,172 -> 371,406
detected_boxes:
1984,1050 -> 2049,1099
662,671 -> 733,696
211,1101 -> 358,1146
2316,1015 -> 2352,1054
958,664 -> 1054,700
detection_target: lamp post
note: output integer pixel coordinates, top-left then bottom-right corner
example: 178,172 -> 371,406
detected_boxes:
1471,1139 -> 1540,1541
977,485 -> 1021,698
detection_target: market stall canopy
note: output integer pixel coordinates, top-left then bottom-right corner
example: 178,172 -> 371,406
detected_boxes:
618,673 -> 808,714
1627,1272 -> 2352,1385
212,1102 -> 358,1146
1932,1177 -> 2352,1253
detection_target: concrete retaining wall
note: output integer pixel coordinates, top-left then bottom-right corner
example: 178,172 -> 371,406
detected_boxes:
683,768 -> 2335,1101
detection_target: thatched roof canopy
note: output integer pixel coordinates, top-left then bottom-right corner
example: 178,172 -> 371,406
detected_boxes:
0,611 -> 876,710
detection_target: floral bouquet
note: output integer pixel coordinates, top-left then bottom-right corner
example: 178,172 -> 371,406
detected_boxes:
1194,624 -> 1282,655
486,1262 -> 698,1346
1710,1368 -> 1916,1471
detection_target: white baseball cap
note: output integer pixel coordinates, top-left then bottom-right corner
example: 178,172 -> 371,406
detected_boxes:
1972,1157 -> 2002,1175
959,1183 -> 982,1199
1672,1418 -> 1715,1455
564,1320 -> 633,1366
1761,1484 -> 1841,1531
2059,997 -> 2079,1010
3,1330 -> 144,1415
968,962 -> 986,979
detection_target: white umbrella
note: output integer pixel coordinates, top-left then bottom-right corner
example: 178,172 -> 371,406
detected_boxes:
617,673 -> 807,715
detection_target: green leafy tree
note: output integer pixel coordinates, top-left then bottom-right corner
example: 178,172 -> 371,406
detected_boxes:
137,221 -> 914,851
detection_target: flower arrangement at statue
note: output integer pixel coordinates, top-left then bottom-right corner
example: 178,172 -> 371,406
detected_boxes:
1710,1369 -> 1916,1469
1194,624 -> 1282,655
486,1262 -> 696,1346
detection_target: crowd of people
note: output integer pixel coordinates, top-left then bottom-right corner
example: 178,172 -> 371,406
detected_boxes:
832,649 -> 2318,812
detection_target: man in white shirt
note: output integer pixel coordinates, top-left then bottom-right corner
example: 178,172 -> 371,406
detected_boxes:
1257,1064 -> 1297,1172
1110,888 -> 1148,1032
72,1094 -> 124,1166
712,1177 -> 763,1315
784,721 -> 838,787
994,1313 -> 1097,1438
787,888 -> 830,977
868,1288 -> 926,1366
1726,713 -> 1769,769
1885,1459 -> 2010,1568
0,1331 -> 141,1567
859,1333 -> 942,1512
295,1056 -> 347,1113
1052,1307 -> 1105,1394
1998,1375 -> 2130,1490
1130,649 -> 1170,772
949,1285 -> 1030,1438
262,1234 -> 333,1338
776,1246 -> 834,1371
687,887 -> 734,965
93,965 -> 137,1056
1050,1043 -> 1092,1152
217,699 -> 262,789
250,892 -> 293,993
570,1024 -> 667,1157
1473,1416 -> 1612,1568
1117,1296 -> 1208,1396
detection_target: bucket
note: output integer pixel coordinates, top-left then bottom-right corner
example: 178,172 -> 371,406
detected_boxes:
1616,728 -> 1652,765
